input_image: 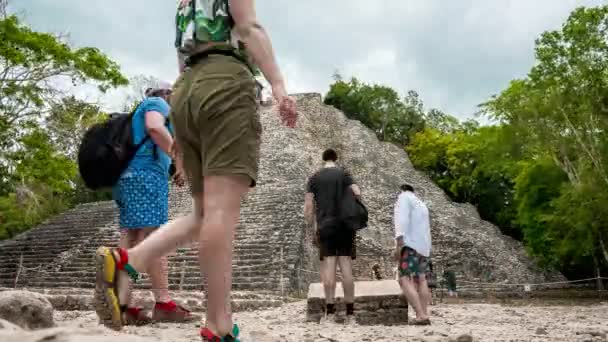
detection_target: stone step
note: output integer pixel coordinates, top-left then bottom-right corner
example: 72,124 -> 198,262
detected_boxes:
9,268 -> 282,281
7,227 -> 110,238
22,280 -> 282,292
0,247 -> 279,262
25,271 -> 280,282
2,247 -> 274,257
0,287 -> 281,298
0,262 -> 282,278
11,267 -> 283,280
0,252 -> 285,268
3,289 -> 285,311
48,266 -> 281,277
1,239 -> 285,254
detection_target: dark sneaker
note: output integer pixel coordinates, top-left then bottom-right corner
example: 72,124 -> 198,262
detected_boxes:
409,318 -> 431,325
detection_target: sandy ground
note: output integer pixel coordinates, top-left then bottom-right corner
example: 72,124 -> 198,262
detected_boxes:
54,300 -> 608,342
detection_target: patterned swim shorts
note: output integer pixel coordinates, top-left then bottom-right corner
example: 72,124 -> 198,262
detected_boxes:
398,246 -> 429,279
114,169 -> 169,229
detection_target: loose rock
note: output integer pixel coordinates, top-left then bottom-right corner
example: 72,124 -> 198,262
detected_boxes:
456,334 -> 474,342
0,327 -> 152,342
0,318 -> 22,332
0,290 -> 54,330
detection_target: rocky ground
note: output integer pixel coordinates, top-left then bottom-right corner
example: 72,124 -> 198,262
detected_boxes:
47,300 -> 608,342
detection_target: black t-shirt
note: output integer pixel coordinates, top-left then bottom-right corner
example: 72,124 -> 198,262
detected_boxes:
306,166 -> 355,228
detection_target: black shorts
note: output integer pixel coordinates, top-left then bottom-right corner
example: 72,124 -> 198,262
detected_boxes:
319,225 -> 356,261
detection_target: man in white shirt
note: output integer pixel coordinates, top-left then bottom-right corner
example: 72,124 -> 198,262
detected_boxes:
393,184 -> 432,325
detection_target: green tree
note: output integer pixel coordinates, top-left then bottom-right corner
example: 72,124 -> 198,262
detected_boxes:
482,5 -> 608,274
324,77 -> 425,145
46,96 -> 107,160
0,13 -> 127,240
514,157 -> 568,268
408,125 -> 522,238
424,109 -> 461,133
0,14 -> 127,186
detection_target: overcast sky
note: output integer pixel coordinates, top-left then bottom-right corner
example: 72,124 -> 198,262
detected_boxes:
9,0 -> 605,119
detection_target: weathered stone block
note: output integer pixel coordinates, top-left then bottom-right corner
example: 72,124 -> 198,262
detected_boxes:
306,280 -> 408,325
0,290 -> 54,330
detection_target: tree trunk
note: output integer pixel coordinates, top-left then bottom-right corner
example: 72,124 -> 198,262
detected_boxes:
561,110 -> 608,187
552,153 -> 580,184
599,231 -> 608,267
593,254 -> 604,291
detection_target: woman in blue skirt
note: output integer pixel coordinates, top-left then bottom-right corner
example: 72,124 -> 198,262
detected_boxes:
112,81 -> 195,325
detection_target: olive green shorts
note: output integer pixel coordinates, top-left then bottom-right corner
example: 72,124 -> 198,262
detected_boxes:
169,54 -> 261,194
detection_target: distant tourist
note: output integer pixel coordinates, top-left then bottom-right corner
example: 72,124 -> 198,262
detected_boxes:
304,148 -> 361,325
371,263 -> 383,280
111,82 -> 195,325
427,259 -> 437,305
92,1 -> 296,340
443,264 -> 458,297
393,183 -> 433,325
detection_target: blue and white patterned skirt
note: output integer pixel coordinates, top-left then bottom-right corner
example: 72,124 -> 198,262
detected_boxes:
114,169 -> 169,229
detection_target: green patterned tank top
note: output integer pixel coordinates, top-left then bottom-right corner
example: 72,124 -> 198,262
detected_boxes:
175,0 -> 234,55
175,0 -> 260,76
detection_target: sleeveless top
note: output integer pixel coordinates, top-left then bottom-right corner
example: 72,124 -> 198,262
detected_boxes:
175,0 -> 261,76
175,0 -> 235,56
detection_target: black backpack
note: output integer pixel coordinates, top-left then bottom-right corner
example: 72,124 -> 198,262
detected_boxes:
77,105 -> 149,190
337,169 -> 369,232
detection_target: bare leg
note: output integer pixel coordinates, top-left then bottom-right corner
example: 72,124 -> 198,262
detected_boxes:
139,228 -> 171,303
127,212 -> 201,271
115,208 -> 202,305
399,276 -> 428,320
199,175 -> 250,336
337,256 -> 355,304
416,277 -> 430,317
119,229 -> 138,307
320,256 -> 338,306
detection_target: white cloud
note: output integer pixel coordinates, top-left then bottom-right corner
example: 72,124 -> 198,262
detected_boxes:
9,0 -> 607,120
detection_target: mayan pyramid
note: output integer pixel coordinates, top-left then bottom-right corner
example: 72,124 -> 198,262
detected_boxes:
0,94 -> 563,297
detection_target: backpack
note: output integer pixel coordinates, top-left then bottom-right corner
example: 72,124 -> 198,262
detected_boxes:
77,105 -> 149,190
337,169 -> 368,232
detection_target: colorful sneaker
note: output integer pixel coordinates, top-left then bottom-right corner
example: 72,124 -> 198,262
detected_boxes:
152,300 -> 199,323
93,247 -> 140,331
200,324 -> 240,341
123,307 -> 153,326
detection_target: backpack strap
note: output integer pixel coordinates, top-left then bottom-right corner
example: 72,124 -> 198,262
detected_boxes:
130,101 -> 152,153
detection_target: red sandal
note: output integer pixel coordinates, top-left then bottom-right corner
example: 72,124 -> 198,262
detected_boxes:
152,300 -> 199,322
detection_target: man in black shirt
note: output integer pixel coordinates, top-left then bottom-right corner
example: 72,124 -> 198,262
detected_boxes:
304,149 -> 361,325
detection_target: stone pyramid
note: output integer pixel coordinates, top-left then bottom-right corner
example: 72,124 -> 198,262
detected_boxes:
0,94 -> 562,297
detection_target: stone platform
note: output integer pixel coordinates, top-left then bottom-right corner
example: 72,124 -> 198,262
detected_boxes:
306,280 -> 408,325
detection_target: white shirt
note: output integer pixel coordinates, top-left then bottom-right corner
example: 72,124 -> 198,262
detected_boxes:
393,191 -> 432,257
